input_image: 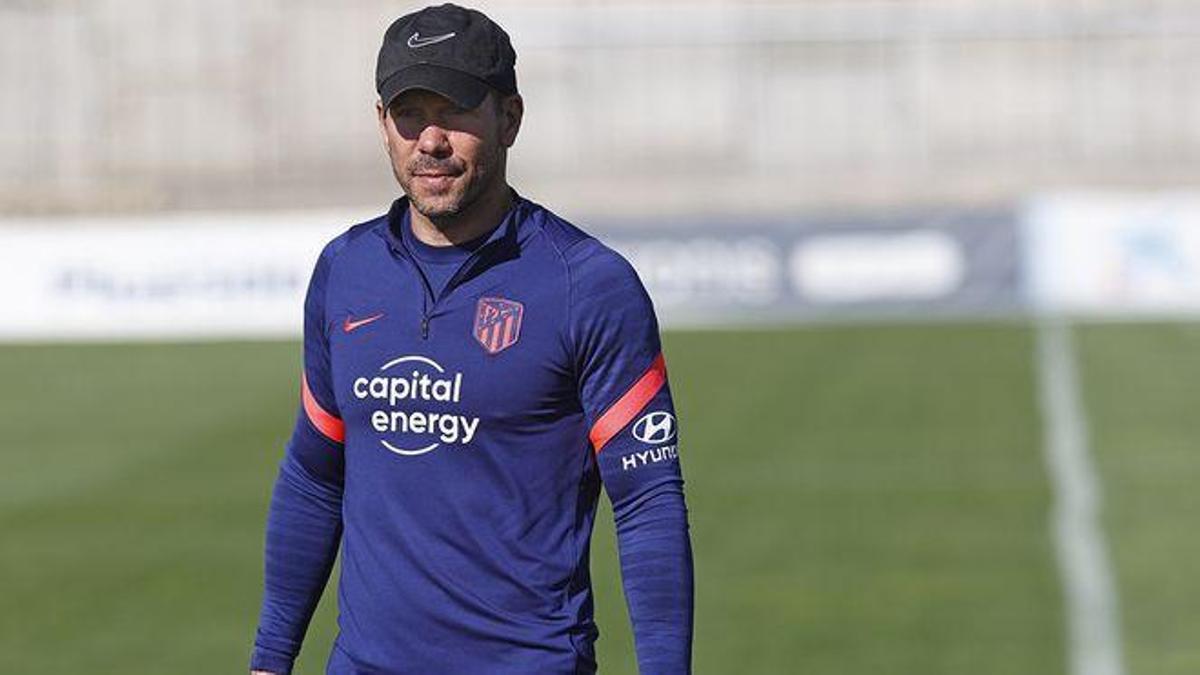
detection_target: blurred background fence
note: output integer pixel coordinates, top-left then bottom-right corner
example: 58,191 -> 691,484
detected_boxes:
4,0 -> 1200,216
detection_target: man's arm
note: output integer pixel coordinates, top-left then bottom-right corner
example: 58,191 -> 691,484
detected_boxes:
250,246 -> 346,675
569,240 -> 694,674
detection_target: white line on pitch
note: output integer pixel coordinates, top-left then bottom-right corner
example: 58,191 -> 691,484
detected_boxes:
1034,319 -> 1126,675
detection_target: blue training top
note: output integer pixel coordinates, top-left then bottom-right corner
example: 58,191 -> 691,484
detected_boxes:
251,194 -> 694,674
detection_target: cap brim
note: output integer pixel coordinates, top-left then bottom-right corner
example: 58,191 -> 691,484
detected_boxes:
379,63 -> 491,110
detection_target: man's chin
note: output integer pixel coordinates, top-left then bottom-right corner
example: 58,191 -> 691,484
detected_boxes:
409,195 -> 464,220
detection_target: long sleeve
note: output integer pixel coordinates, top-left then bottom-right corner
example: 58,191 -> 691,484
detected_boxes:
569,239 -> 694,674
250,245 -> 346,674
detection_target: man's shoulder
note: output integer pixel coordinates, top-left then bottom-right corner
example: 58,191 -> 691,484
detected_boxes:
311,214 -> 388,279
519,198 -> 634,282
519,197 -> 591,257
323,214 -> 387,261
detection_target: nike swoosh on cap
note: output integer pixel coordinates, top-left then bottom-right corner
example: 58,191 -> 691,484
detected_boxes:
343,313 -> 385,333
407,31 -> 456,49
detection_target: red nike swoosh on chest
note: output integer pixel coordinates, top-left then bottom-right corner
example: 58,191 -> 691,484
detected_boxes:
343,313 -> 385,333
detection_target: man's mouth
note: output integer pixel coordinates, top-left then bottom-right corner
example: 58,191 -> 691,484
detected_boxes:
412,172 -> 460,190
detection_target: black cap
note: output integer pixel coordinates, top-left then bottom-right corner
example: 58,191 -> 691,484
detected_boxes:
376,3 -> 517,111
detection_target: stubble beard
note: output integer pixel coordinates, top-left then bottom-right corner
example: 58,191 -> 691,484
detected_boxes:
398,146 -> 503,222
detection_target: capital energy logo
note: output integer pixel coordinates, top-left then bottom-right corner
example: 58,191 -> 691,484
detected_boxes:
352,355 -> 480,457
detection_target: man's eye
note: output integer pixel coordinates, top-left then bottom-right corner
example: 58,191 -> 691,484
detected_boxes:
392,107 -> 420,119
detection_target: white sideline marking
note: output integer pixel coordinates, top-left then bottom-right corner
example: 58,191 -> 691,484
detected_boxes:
1034,319 -> 1126,675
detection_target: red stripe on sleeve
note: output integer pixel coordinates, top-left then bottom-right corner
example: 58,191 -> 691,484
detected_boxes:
589,353 -> 667,454
302,372 -> 345,443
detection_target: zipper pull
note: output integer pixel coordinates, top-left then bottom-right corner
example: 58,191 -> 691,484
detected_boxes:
421,316 -> 429,339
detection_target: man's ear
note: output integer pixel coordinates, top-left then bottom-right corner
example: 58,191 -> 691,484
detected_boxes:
375,100 -> 390,148
499,94 -> 524,148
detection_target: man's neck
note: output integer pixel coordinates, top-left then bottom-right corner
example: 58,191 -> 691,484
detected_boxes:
409,184 -> 513,247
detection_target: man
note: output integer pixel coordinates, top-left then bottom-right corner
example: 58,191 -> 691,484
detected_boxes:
250,4 -> 693,674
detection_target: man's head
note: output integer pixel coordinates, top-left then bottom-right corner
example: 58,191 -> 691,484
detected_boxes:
375,4 -> 523,222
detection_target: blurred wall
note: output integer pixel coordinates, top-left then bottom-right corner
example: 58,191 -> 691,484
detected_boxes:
2,0 -> 1198,217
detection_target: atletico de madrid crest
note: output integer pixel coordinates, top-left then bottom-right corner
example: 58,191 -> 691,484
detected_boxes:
473,296 -> 524,354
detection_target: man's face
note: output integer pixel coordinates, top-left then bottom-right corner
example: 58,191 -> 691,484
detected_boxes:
377,89 -> 522,220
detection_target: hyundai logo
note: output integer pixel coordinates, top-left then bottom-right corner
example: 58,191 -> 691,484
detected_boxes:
632,411 -> 676,444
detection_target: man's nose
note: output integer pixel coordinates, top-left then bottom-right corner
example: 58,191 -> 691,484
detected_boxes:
417,124 -> 452,157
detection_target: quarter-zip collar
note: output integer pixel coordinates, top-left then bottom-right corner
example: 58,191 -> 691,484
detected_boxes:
383,192 -> 524,272
381,192 -> 528,340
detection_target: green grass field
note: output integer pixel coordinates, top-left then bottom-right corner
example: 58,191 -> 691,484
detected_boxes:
0,322 -> 1195,674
